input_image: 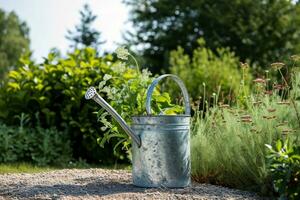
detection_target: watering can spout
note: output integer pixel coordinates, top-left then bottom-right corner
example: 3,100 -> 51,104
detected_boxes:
85,87 -> 141,147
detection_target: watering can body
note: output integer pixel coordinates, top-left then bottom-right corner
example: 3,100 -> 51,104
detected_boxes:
85,74 -> 191,188
131,115 -> 190,187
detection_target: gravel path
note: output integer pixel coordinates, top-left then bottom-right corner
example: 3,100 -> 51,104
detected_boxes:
0,169 -> 262,199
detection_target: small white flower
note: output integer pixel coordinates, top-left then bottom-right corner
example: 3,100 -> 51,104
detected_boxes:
103,74 -> 112,81
23,65 -> 30,71
115,46 -> 130,60
33,77 -> 38,84
112,63 -> 126,73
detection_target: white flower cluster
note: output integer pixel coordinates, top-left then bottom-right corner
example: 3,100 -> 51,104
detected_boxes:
115,46 -> 130,60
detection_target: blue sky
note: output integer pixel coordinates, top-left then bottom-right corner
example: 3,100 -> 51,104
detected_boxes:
0,0 -> 131,61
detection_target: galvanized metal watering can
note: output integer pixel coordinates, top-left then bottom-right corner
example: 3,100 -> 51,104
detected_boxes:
85,74 -> 191,188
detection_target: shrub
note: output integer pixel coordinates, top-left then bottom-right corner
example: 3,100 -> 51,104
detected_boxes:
0,48 -> 133,163
0,120 -> 72,166
0,47 -> 180,163
169,38 -> 251,103
191,59 -> 300,194
266,140 -> 300,199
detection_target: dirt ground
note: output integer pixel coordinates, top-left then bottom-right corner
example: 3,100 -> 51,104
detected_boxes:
0,168 -> 262,199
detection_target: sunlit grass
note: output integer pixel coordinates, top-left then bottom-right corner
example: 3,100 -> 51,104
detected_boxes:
0,163 -> 57,174
191,64 -> 300,195
0,162 -> 131,174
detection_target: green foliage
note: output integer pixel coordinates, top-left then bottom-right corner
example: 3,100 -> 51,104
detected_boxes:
97,47 -> 184,159
170,39 -> 250,102
266,140 -> 300,199
0,47 -> 179,163
191,60 -> 300,194
0,48 -> 125,163
0,8 -> 30,77
0,163 -> 56,174
66,4 -> 105,50
0,122 -> 72,166
125,0 -> 300,72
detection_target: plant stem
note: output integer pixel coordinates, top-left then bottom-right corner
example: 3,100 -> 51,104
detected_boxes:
242,68 -> 246,98
216,85 -> 221,106
278,69 -> 286,101
279,67 -> 300,128
129,54 -> 140,74
279,69 -> 289,91
290,70 -> 300,129
202,84 -> 206,119
291,99 -> 300,129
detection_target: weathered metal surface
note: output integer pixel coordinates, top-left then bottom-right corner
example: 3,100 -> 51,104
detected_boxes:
85,74 -> 191,188
131,115 -> 190,187
131,74 -> 191,187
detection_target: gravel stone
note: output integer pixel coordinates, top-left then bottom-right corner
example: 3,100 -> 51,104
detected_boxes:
0,169 -> 262,199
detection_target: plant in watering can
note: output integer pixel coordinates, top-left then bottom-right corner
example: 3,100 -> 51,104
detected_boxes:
96,47 -> 183,158
86,47 -> 191,188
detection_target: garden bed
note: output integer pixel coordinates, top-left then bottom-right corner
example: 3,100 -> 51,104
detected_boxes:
0,169 -> 261,199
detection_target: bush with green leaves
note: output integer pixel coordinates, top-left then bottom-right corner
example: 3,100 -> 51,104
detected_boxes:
266,139 -> 300,199
170,38 -> 251,103
0,47 -> 180,163
0,48 -> 135,163
0,118 -> 72,166
191,58 -> 300,194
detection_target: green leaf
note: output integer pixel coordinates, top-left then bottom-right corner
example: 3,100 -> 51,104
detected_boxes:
7,82 -> 21,91
113,138 -> 127,153
265,144 -> 273,151
276,140 -> 282,151
291,155 -> 300,161
154,92 -> 171,103
8,71 -> 21,80
61,59 -> 76,67
47,52 -> 56,61
162,105 -> 184,115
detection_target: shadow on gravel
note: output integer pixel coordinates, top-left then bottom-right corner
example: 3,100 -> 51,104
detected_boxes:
19,181 -> 147,197
1,179 -> 208,199
1,177 -> 260,199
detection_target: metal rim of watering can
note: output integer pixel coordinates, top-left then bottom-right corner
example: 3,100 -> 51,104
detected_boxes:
145,74 -> 191,116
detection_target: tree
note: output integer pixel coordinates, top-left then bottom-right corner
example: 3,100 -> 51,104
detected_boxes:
124,0 -> 300,73
66,4 -> 105,50
0,9 -> 30,77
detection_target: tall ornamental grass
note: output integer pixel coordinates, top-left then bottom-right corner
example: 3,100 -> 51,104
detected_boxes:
191,59 -> 300,194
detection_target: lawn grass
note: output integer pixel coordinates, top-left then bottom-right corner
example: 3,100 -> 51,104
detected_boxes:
0,163 -> 57,174
0,162 -> 131,174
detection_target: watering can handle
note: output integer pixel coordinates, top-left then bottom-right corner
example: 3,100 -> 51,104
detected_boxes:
146,74 -> 191,115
